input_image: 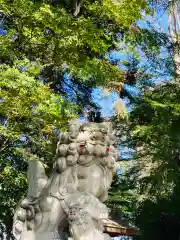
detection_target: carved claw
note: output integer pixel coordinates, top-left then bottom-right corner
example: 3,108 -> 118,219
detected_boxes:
17,208 -> 26,222
26,206 -> 35,221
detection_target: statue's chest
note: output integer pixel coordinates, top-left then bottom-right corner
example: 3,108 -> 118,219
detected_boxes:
75,164 -> 104,197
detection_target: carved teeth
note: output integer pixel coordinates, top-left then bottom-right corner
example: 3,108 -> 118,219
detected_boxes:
79,141 -> 86,146
78,142 -> 86,154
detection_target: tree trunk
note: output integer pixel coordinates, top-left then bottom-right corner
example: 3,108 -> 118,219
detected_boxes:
168,1 -> 180,80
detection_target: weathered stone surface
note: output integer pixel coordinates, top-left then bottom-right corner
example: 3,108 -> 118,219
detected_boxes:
13,120 -> 119,240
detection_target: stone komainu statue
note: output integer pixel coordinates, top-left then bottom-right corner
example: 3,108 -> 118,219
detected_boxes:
13,120 -> 119,240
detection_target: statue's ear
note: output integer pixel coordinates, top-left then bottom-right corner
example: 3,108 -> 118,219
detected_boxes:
106,122 -> 113,133
112,129 -> 116,135
106,122 -> 116,136
27,160 -> 48,199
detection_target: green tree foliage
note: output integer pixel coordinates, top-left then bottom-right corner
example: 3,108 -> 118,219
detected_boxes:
126,81 -> 180,239
0,0 -> 149,84
0,61 -> 76,238
135,194 -> 180,240
107,172 -> 137,225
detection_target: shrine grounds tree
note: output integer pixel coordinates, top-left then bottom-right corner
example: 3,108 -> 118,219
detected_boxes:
0,63 -> 77,238
125,1 -> 180,237
127,81 -> 180,240
0,0 -> 150,84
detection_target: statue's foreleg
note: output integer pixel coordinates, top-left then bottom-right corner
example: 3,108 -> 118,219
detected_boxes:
13,196 -> 67,240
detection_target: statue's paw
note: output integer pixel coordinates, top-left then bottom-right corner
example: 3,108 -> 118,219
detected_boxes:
13,220 -> 35,240
16,199 -> 36,224
13,219 -> 24,239
27,220 -> 35,231
16,208 -> 27,222
26,206 -> 35,221
21,198 -> 32,209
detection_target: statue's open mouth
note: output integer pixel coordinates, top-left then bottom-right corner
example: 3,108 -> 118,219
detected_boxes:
78,142 -> 86,154
79,142 -> 86,147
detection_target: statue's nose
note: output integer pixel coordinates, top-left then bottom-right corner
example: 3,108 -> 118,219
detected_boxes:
79,141 -> 86,147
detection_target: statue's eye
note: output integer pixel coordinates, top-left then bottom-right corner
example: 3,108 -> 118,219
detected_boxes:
101,129 -> 107,134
